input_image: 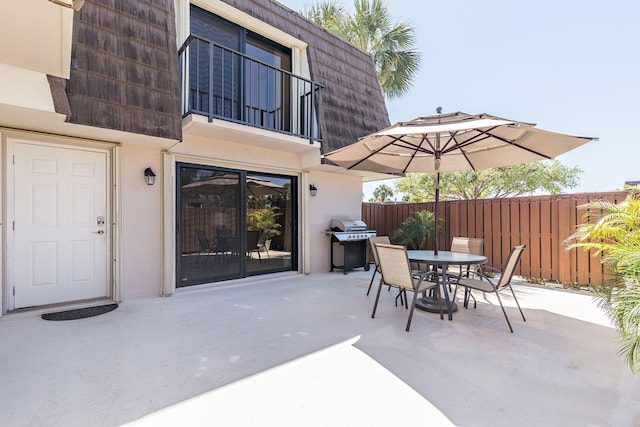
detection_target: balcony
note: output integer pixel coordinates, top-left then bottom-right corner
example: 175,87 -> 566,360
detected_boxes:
179,35 -> 323,144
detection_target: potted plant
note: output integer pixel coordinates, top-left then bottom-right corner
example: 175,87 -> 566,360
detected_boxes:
390,210 -> 438,249
247,207 -> 282,251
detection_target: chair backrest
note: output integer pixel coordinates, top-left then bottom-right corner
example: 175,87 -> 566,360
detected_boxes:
257,229 -> 270,246
450,237 -> 484,255
497,245 -> 527,288
449,237 -> 484,274
369,236 -> 391,267
246,229 -> 261,249
196,230 -> 211,250
374,243 -> 415,291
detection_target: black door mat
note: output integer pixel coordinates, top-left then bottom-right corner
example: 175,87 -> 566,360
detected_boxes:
42,303 -> 118,321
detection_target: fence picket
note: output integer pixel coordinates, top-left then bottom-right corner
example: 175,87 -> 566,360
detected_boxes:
518,198 -> 532,277
509,200 -> 522,275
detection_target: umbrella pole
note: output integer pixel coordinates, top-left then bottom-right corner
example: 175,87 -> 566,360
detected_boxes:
434,171 -> 440,255
433,137 -> 441,255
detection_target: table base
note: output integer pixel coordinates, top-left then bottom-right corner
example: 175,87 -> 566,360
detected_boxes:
416,296 -> 458,313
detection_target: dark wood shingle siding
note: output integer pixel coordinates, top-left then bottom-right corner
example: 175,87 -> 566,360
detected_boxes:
63,0 -> 387,149
66,0 -> 182,140
221,0 -> 390,153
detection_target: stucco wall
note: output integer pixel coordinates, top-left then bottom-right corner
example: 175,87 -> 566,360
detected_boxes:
120,143 -> 164,299
306,170 -> 363,273
116,141 -> 363,297
175,136 -> 304,171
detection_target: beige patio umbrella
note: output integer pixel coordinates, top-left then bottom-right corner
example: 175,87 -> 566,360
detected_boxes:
324,111 -> 597,253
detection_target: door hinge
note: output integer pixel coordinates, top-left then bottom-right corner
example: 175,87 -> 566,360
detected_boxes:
13,221 -> 15,231
13,286 -> 15,296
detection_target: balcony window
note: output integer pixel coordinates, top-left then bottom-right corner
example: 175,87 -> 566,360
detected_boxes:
245,35 -> 291,132
179,5 -> 321,142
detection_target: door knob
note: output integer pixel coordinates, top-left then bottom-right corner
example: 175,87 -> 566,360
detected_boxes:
93,230 -> 105,235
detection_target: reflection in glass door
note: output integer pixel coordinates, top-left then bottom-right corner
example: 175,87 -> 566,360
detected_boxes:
177,165 -> 242,286
246,173 -> 296,276
245,34 -> 291,132
177,164 -> 297,287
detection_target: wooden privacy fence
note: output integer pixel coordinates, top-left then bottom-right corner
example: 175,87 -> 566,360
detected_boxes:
362,191 -> 629,286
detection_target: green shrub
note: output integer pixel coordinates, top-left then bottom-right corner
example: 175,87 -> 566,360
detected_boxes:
390,210 -> 437,249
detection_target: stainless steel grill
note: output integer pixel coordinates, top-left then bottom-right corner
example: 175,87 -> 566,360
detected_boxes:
327,219 -> 376,274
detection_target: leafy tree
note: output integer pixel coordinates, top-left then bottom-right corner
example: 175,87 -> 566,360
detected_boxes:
302,0 -> 421,99
369,183 -> 395,203
395,161 -> 581,202
566,187 -> 640,373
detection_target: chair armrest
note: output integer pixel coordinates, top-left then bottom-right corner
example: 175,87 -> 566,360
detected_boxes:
462,269 -> 497,285
413,270 -> 434,281
478,266 -> 501,276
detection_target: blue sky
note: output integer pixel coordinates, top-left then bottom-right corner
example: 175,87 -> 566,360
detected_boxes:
279,0 -> 640,198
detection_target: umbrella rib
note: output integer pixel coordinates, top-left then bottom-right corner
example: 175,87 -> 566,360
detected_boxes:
431,131 -> 480,171
445,133 -> 478,171
402,135 -> 434,173
346,135 -> 433,169
440,128 -> 494,154
346,136 -> 399,169
390,136 -> 435,155
439,132 -> 459,154
475,127 -> 553,159
440,126 -> 552,160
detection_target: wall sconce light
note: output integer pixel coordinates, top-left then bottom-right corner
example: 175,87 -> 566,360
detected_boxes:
309,184 -> 318,197
144,167 -> 156,186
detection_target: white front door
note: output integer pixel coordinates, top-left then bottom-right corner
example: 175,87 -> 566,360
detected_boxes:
12,142 -> 109,308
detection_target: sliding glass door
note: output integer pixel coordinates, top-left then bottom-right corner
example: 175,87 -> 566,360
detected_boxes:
177,163 -> 297,287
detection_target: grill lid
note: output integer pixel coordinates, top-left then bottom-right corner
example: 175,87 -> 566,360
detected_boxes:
331,219 -> 367,232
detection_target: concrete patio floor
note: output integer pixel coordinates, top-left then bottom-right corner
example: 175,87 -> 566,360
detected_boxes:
1,271 -> 639,426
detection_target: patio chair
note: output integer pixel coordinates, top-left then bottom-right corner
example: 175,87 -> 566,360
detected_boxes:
367,236 -> 412,307
246,229 -> 263,262
247,230 -> 271,262
449,237 -> 484,276
366,236 -> 390,295
455,245 -> 527,333
372,243 -> 442,331
196,230 -> 217,264
215,228 -> 236,260
448,237 -> 484,304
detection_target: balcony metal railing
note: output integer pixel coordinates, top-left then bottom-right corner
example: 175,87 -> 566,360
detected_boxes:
179,35 -> 323,144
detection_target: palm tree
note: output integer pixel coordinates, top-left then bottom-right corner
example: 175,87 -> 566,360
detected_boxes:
301,0 -> 345,29
566,187 -> 640,373
302,0 -> 421,99
369,183 -> 394,203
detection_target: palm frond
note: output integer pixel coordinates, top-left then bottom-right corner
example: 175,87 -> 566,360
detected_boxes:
567,187 -> 640,373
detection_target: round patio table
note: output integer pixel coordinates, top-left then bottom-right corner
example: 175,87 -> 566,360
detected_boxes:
407,250 -> 488,320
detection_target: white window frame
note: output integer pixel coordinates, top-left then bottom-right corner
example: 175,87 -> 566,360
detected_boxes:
174,0 -> 309,79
